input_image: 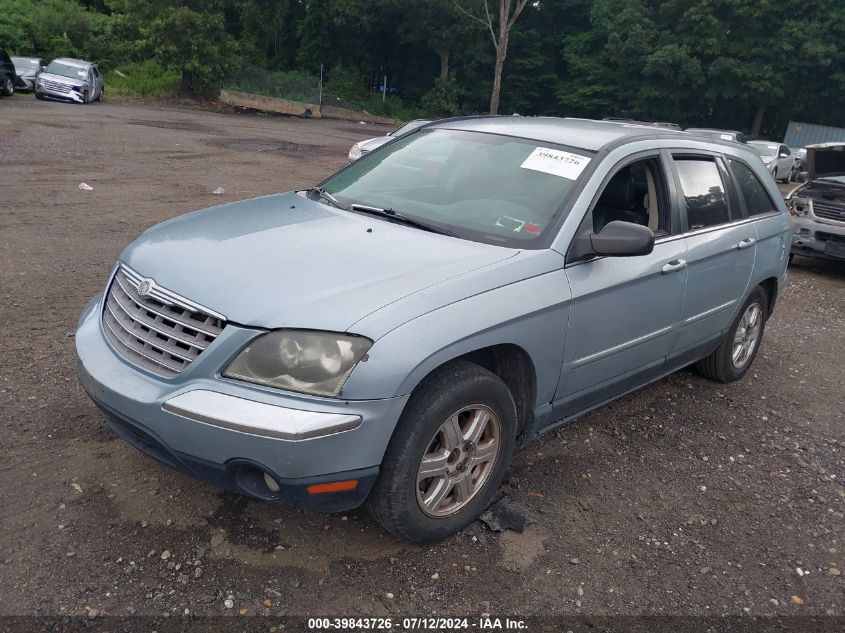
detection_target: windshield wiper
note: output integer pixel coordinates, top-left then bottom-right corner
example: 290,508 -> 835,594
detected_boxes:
306,186 -> 347,210
348,203 -> 454,236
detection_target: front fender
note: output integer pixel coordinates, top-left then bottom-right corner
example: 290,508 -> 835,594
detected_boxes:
340,270 -> 572,407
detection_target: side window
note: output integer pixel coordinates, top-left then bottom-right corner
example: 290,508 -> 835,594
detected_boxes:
674,158 -> 730,230
781,145 -> 790,156
589,157 -> 670,235
729,159 -> 777,216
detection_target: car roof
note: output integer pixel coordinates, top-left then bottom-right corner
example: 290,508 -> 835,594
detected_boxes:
429,116 -> 712,152
51,57 -> 93,68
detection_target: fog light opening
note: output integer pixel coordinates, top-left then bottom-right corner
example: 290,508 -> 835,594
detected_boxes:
263,472 -> 281,493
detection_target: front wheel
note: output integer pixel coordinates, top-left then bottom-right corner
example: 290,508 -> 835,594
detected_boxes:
367,360 -> 517,543
696,286 -> 768,383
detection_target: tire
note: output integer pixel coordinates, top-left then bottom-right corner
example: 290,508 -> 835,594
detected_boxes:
1,78 -> 13,96
35,92 -> 45,100
695,286 -> 768,383
81,90 -> 89,104
367,360 -> 517,543
788,166 -> 797,183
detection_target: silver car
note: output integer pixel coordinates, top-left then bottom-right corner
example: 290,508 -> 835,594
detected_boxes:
348,119 -> 432,161
11,56 -> 46,91
36,57 -> 103,104
76,118 -> 790,543
787,142 -> 845,262
749,140 -> 796,182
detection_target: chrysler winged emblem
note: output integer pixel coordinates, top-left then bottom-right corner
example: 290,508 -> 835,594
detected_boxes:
136,279 -> 153,297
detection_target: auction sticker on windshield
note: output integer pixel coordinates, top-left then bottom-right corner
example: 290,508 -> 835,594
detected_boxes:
521,147 -> 591,180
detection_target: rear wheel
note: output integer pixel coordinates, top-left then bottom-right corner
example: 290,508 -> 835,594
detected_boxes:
367,360 -> 517,543
696,286 -> 768,383
1,78 -> 13,96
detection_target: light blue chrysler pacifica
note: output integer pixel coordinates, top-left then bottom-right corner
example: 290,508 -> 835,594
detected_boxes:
76,117 -> 790,542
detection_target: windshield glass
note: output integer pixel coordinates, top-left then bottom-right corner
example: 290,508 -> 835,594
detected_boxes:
11,57 -> 40,69
46,61 -> 87,80
322,128 -> 591,247
816,175 -> 845,184
749,141 -> 778,157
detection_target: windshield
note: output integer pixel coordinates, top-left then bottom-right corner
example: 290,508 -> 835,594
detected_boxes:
322,128 -> 591,247
749,141 -> 778,157
45,61 -> 87,80
11,57 -> 40,69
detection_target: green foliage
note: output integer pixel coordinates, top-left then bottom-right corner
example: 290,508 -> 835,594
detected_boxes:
108,0 -> 236,96
106,60 -> 180,99
421,77 -> 460,117
0,0 -> 115,64
3,0 -> 845,134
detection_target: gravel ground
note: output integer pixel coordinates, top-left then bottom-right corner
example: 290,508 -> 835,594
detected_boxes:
0,96 -> 843,627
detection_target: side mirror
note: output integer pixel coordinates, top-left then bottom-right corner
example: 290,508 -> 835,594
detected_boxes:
590,221 -> 655,257
779,151 -> 789,158
569,220 -> 655,261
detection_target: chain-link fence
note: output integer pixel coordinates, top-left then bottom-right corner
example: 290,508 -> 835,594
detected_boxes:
226,65 -> 322,105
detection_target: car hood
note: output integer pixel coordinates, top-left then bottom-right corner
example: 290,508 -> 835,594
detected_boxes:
38,72 -> 85,87
359,136 -> 392,152
120,192 -> 518,331
805,143 -> 845,181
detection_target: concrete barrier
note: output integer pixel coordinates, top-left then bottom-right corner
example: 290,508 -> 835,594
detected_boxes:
219,89 -> 320,118
219,89 -> 398,126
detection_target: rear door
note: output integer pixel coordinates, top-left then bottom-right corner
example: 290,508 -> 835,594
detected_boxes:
667,153 -> 756,364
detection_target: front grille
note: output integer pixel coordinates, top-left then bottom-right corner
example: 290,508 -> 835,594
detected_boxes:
813,200 -> 845,223
816,231 -> 845,244
41,80 -> 71,93
102,265 -> 226,377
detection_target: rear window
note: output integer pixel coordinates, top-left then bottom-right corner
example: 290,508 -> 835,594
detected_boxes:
11,57 -> 40,69
674,158 -> 731,230
729,160 -> 776,216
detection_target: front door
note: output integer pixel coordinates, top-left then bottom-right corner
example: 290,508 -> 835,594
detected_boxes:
554,153 -> 688,417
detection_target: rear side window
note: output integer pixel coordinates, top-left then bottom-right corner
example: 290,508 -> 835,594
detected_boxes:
729,159 -> 776,216
674,158 -> 731,230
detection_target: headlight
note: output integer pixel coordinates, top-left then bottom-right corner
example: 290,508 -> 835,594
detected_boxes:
223,330 -> 372,397
348,144 -> 362,161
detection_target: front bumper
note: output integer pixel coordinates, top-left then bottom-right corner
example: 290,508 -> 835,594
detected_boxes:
35,84 -> 85,102
75,294 -> 409,511
15,76 -> 36,91
791,215 -> 845,261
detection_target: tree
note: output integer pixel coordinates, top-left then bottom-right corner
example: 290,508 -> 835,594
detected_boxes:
453,0 -> 530,114
109,0 -> 235,97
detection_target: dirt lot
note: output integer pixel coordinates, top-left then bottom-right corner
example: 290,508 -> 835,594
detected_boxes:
1,96 -> 843,626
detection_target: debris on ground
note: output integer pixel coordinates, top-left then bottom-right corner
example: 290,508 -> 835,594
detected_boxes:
78,183 -> 93,191
212,186 -> 225,195
479,496 -> 536,533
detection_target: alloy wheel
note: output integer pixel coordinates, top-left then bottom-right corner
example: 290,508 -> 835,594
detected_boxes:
731,303 -> 762,368
416,405 -> 501,517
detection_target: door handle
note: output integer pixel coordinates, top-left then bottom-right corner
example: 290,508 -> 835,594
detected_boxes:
737,237 -> 756,250
661,259 -> 687,274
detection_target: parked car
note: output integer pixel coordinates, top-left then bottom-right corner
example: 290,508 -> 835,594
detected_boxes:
0,48 -> 16,97
11,56 -> 46,91
35,57 -> 103,104
685,128 -> 748,144
748,140 -> 796,182
789,146 -> 807,172
787,142 -> 845,262
76,117 -> 790,543
348,119 -> 432,161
